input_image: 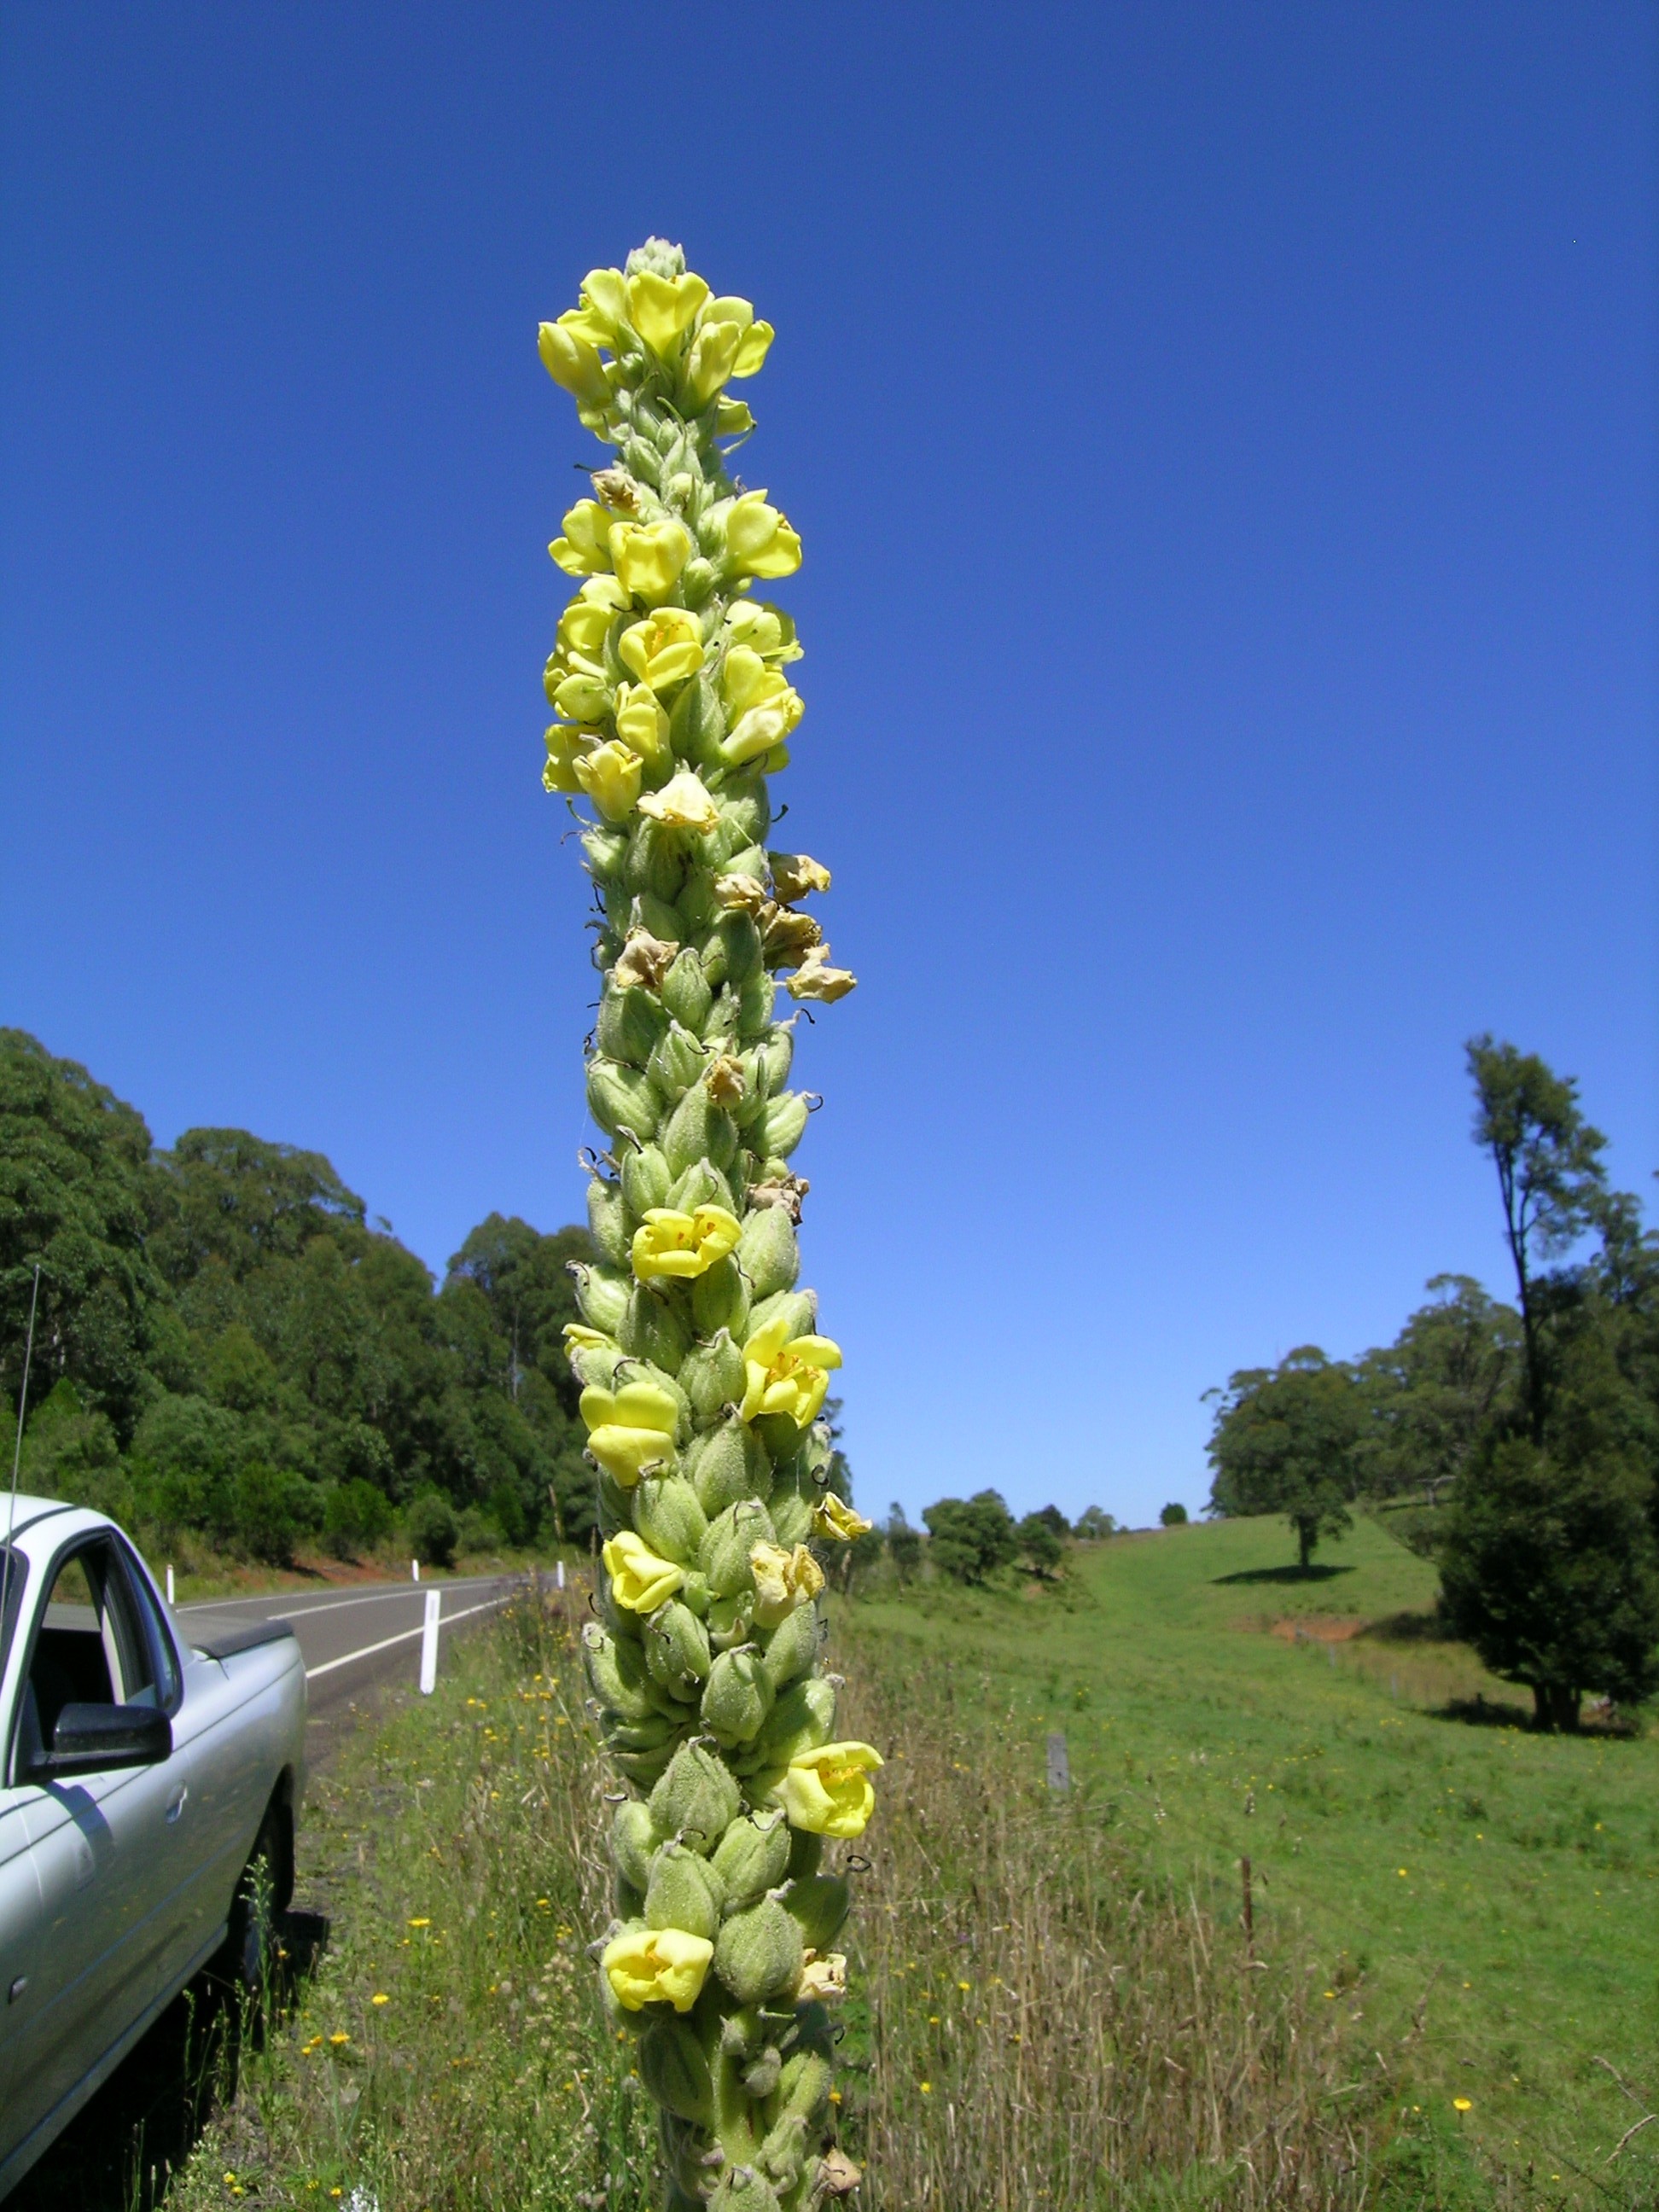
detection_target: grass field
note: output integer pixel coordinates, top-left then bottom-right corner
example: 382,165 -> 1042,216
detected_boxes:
841,1515 -> 1659,2200
158,1516 -> 1658,2211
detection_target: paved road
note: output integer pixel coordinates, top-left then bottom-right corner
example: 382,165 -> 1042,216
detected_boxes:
174,1572 -> 521,1738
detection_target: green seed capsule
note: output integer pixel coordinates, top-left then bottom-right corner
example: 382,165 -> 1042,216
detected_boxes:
649,1741 -> 741,1855
701,1647 -> 774,1747
699,1499 -> 777,1597
679,1327 -> 747,1418
582,824 -> 629,882
648,1019 -> 708,1103
714,912 -> 764,990
781,1875 -> 849,1951
572,1261 -> 630,1336
634,1475 -> 708,1565
748,1289 -> 816,1342
638,2016 -> 715,2128
626,818 -> 687,902
586,1180 -> 632,1268
583,1622 -> 659,1723
661,946 -> 713,1033
710,1810 -> 791,1912
597,985 -> 670,1068
713,1898 -> 803,2006
663,1084 -> 738,1178
690,1417 -> 772,1519
736,972 -> 776,1038
613,1797 -> 659,1890
643,1600 -> 712,1697
691,1255 -> 751,1342
760,1601 -> 820,1692
621,1140 -> 673,1216
666,1155 -> 736,1214
770,2048 -> 833,2124
753,1091 -> 808,1159
645,1840 -> 726,1941
588,1059 -> 661,1144
620,1285 -> 691,1372
751,1674 -> 835,1767
736,1207 -> 798,1300
717,779 -> 771,850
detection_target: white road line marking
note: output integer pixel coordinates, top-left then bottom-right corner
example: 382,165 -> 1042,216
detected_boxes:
303,1593 -> 510,1681
178,1580 -> 499,1618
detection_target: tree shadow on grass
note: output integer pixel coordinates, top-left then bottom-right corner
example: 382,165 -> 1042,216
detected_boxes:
11,1908 -> 329,2212
1433,1693 -> 1534,1732
1211,1563 -> 1357,1587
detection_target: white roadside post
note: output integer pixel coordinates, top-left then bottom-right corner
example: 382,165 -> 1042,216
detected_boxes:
419,1588 -> 441,1695
166,1564 -> 175,1605
556,1558 -> 565,1591
412,1557 -> 420,1583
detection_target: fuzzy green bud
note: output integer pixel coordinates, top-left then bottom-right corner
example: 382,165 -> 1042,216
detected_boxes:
679,1327 -> 747,1418
688,1414 -> 771,1519
781,1874 -> 850,1952
663,1081 -> 738,1178
649,1740 -> 741,1854
645,1840 -> 726,1941
582,1622 -> 659,1722
753,1092 -> 808,1160
735,1204 -> 798,1300
613,1797 -> 658,1892
587,1180 -> 632,1270
621,1140 -> 673,1216
619,1284 -> 691,1372
665,1155 -> 736,1214
750,1674 -> 835,1767
701,1647 -> 774,1748
638,2017 -> 715,2128
709,1809 -> 791,1912
692,1255 -> 752,1342
760,1601 -> 820,1692
597,985 -> 670,1068
588,1060 -> 661,1145
643,1599 -> 712,1698
699,1498 -> 777,1597
648,1019 -> 708,1103
661,946 -> 713,1032
772,2048 -> 834,2123
572,1262 -> 630,1336
633,1474 -> 708,1564
713,1898 -> 803,2006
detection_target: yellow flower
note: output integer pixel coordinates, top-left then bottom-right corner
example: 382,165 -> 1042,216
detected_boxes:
632,1205 -> 742,1282
617,608 -> 704,691
550,667 -> 613,723
740,1317 -> 842,1427
684,315 -> 745,410
795,1949 -> 847,2003
573,740 -> 643,823
771,1743 -> 883,1839
720,643 -> 789,718
769,852 -> 830,900
637,771 -> 719,833
697,294 -> 775,377
785,946 -> 857,1004
538,319 -> 609,409
579,1378 -> 680,1486
370,1992 -> 389,2006
602,1530 -> 686,1613
563,1322 -> 614,1353
626,270 -> 710,357
542,725 -> 595,795
1452,2098 -> 1472,2114
749,1540 -> 824,1627
812,1494 -> 873,1543
724,600 -> 801,662
559,269 -> 628,346
610,519 -> 692,605
725,490 -> 802,580
556,591 -> 618,661
613,683 -> 671,771
601,1924 -> 713,2013
725,686 -> 804,767
549,499 -> 615,577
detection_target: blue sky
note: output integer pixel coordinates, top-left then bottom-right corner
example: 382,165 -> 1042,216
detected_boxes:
3,3 -> 1654,1528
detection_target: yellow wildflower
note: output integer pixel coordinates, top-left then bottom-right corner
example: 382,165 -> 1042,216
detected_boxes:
684,315 -> 745,410
617,608 -> 704,690
602,1530 -> 686,1613
795,1950 -> 847,2003
740,1316 -> 842,1427
725,490 -> 801,580
537,320 -> 608,409
558,269 -> 628,346
749,1540 -> 824,1627
812,1493 -> 873,1542
724,599 -> 800,662
610,519 -> 692,605
601,1924 -> 713,2013
785,945 -> 858,1004
637,770 -> 719,833
769,851 -> 831,900
626,270 -> 710,357
771,1743 -> 883,1838
542,725 -> 595,795
725,687 -> 804,766
556,591 -> 618,660
549,498 -> 615,577
631,1204 -> 742,1282
579,1378 -> 679,1486
614,683 -> 671,770
573,739 -> 643,824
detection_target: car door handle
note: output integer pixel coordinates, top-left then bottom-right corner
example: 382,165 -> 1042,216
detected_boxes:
166,1784 -> 188,1825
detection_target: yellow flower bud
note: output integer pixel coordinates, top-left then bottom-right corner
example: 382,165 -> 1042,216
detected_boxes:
618,609 -> 704,692
725,491 -> 802,581
725,686 -> 804,766
550,499 -> 616,577
601,1924 -> 713,2014
770,1743 -> 882,1839
573,739 -> 643,824
749,1540 -> 824,1628
610,519 -> 692,605
542,724 -> 594,795
602,1529 -> 687,1613
632,1204 -> 742,1282
538,319 -> 609,408
719,645 -> 789,717
579,1378 -> 680,1487
684,316 -> 744,410
551,668 -> 613,724
613,683 -> 671,771
812,1494 -> 873,1543
637,771 -> 719,833
785,946 -> 857,1004
739,1318 -> 842,1428
769,852 -> 831,900
556,595 -> 614,661
626,270 -> 710,356
795,1950 -> 847,2004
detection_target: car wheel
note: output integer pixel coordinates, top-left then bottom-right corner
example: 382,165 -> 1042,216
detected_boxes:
221,1807 -> 284,2009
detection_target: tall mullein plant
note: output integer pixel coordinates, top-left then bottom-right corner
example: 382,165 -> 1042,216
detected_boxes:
538,240 -> 878,2212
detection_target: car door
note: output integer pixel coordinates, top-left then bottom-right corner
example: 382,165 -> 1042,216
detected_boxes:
0,1543 -> 45,2167
9,1535 -> 195,2131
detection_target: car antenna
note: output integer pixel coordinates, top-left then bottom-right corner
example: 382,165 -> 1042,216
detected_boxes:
2,1264 -> 43,1649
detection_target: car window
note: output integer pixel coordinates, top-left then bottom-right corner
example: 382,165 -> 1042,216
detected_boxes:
0,1547 -> 28,1679
114,1545 -> 181,1714
15,1540 -> 160,1776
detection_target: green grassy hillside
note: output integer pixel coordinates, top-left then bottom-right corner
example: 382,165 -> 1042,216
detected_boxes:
840,1514 -> 1659,2197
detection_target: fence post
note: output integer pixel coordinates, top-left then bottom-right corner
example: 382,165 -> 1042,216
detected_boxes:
419,1589 -> 441,1695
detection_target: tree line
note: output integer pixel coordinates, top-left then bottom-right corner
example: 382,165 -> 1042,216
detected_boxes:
0,1029 -> 597,1564
1205,1038 -> 1659,1729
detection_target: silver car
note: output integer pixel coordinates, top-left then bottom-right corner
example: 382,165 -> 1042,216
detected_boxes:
0,1495 -> 306,2197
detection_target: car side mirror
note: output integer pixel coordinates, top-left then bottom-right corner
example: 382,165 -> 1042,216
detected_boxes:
34,1702 -> 172,1777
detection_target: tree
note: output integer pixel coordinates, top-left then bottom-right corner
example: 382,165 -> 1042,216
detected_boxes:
885,1504 -> 921,1582
1032,1503 -> 1069,1538
1439,1431 -> 1659,1728
1354,1275 -> 1521,1503
923,1490 -> 1017,1584
1205,1348 -> 1360,1569
1016,1511 -> 1063,1577
1465,1038 -> 1609,1441
1159,1501 -> 1188,1527
1074,1505 -> 1117,1540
